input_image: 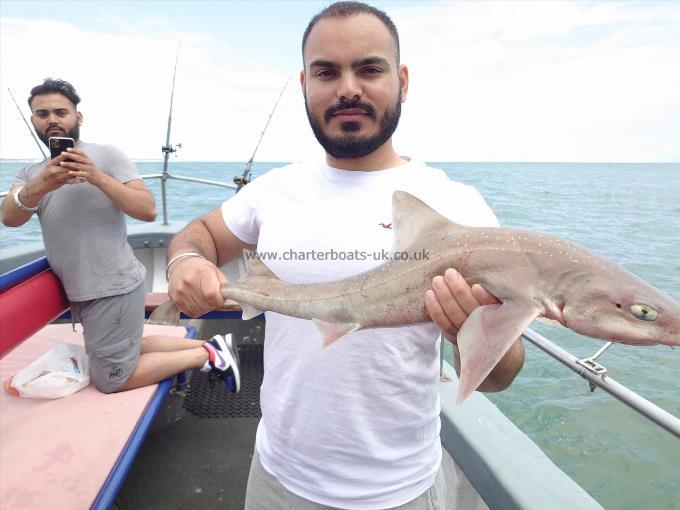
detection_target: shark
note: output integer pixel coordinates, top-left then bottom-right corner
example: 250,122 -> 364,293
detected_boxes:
152,191 -> 680,403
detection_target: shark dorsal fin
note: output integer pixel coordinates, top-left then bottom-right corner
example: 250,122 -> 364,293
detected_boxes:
392,191 -> 452,253
241,249 -> 277,279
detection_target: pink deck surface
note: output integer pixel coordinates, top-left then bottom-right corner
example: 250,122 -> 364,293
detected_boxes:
0,323 -> 188,509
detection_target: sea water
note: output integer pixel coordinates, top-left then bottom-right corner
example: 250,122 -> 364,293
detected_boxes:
1,160 -> 679,509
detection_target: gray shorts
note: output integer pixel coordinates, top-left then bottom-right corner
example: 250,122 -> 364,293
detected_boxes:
244,449 -> 446,510
71,283 -> 144,393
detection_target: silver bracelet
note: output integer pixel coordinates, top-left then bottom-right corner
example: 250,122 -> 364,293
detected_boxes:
13,186 -> 39,213
166,252 -> 208,280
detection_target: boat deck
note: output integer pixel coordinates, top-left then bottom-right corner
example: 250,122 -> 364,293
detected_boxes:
116,409 -> 259,509
116,319 -> 265,509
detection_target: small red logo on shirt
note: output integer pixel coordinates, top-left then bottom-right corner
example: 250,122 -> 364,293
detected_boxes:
379,223 -> 392,229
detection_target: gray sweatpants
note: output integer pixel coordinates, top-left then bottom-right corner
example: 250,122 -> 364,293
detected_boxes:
70,283 -> 144,393
244,450 -> 446,510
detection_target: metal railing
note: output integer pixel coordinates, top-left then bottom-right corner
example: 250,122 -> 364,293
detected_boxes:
140,170 -> 237,226
0,171 -> 239,205
439,326 -> 679,439
521,328 -> 680,439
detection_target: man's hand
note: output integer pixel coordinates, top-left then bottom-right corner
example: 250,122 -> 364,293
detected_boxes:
425,268 -> 499,342
33,154 -> 80,193
167,255 -> 229,318
57,148 -> 157,221
59,148 -> 104,187
426,268 -> 525,392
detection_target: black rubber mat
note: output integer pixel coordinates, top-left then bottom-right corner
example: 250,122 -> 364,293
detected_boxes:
183,343 -> 263,418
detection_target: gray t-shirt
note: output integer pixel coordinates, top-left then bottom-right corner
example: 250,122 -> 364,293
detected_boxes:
15,141 -> 145,301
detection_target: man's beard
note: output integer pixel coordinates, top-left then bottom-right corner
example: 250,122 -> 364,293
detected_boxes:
37,123 -> 80,146
305,95 -> 401,159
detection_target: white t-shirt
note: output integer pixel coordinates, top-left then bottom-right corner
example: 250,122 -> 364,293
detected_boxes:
222,158 -> 498,509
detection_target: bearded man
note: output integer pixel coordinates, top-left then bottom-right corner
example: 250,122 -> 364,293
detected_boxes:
1,78 -> 240,395
166,2 -> 525,509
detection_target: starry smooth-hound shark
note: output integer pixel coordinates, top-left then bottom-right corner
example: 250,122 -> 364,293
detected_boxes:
152,191 -> 680,402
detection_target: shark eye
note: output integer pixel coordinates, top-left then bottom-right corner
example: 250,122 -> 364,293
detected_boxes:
630,303 -> 657,321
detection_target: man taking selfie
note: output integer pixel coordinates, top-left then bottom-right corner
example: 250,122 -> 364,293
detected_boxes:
1,78 -> 241,395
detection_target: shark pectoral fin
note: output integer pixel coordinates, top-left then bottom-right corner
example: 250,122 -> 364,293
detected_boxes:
147,300 -> 182,326
241,303 -> 264,320
456,301 -> 539,404
312,319 -> 362,347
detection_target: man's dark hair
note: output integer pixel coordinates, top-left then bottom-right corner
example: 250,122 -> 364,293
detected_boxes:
28,78 -> 81,108
302,1 -> 400,64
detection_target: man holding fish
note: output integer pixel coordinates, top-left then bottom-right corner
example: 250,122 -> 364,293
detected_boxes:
167,2 -> 525,509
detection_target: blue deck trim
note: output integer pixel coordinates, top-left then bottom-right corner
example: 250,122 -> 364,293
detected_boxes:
143,310 -> 264,320
0,257 -> 50,292
92,325 -> 197,509
199,310 -> 264,320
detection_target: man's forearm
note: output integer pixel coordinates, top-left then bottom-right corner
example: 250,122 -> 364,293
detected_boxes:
167,217 -> 220,264
3,157 -> 81,226
0,185 -> 42,227
97,176 -> 156,221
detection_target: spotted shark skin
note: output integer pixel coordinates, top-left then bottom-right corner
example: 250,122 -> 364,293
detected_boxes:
152,191 -> 680,403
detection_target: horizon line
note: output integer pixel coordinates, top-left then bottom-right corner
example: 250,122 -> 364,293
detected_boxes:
1,159 -> 678,165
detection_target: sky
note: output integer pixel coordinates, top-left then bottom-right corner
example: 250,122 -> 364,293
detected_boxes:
1,0 -> 679,163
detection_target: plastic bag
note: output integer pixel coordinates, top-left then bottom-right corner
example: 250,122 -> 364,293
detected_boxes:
4,343 -> 90,399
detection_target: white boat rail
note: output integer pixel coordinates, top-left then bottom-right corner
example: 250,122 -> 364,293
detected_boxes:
141,171 -> 237,227
0,174 -> 238,200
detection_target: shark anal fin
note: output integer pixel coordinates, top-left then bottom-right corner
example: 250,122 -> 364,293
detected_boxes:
312,319 -> 362,347
456,301 -> 539,404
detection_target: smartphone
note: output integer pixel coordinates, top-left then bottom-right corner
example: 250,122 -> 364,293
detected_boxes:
49,137 -> 75,160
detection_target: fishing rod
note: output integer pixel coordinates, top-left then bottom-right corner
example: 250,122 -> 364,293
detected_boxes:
8,88 -> 48,159
160,44 -> 182,225
139,45 -> 240,205
234,77 -> 291,191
